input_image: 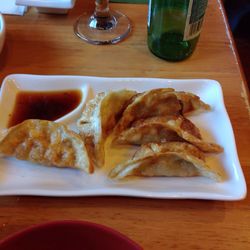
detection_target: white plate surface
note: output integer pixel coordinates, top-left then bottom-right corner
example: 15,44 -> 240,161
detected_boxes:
0,74 -> 247,200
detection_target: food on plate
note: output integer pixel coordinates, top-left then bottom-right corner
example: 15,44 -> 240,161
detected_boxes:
110,88 -> 223,181
114,115 -> 223,153
114,88 -> 210,133
174,91 -> 210,114
0,119 -> 92,173
114,88 -> 180,133
77,89 -> 136,168
0,85 -> 223,183
109,142 -> 221,180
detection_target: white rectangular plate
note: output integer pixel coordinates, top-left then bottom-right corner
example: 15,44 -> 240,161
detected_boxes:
0,74 -> 247,200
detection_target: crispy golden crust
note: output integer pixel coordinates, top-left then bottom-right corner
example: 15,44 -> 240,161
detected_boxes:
77,90 -> 137,168
166,117 -> 223,153
0,119 -> 92,173
115,116 -> 223,153
114,88 -> 181,133
77,92 -> 104,168
174,91 -> 211,114
114,88 -> 211,134
109,142 -> 221,181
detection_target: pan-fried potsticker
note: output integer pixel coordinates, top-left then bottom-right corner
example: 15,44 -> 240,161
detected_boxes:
77,89 -> 136,168
174,91 -> 210,114
114,116 -> 223,153
114,88 -> 210,133
0,119 -> 92,173
109,142 -> 221,181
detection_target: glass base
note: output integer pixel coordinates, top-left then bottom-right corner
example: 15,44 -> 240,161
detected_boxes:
74,10 -> 131,45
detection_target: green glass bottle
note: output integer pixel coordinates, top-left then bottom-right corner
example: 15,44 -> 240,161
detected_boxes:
148,0 -> 208,61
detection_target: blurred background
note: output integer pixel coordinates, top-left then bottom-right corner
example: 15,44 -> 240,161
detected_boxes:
224,0 -> 250,90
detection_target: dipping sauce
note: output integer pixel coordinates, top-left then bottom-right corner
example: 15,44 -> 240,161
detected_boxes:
8,90 -> 82,128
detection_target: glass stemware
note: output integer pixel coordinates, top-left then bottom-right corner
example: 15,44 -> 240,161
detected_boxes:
74,0 -> 131,45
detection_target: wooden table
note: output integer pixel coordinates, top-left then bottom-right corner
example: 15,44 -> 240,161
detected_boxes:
0,1 -> 250,249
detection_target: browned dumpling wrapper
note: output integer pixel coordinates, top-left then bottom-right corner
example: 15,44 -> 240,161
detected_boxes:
114,88 -> 210,133
174,91 -> 210,114
114,116 -> 223,153
114,88 -> 180,133
0,119 -> 92,173
77,90 -> 136,168
109,142 -> 221,181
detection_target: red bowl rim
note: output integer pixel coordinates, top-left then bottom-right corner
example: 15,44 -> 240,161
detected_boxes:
0,220 -> 143,250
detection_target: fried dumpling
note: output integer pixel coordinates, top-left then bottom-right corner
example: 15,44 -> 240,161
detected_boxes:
109,142 -> 221,181
114,88 -> 181,133
114,116 -> 223,153
114,88 -> 210,133
174,91 -> 210,114
77,89 -> 136,168
0,119 -> 92,173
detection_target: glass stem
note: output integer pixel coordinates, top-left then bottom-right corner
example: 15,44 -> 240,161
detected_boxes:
94,0 -> 110,18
